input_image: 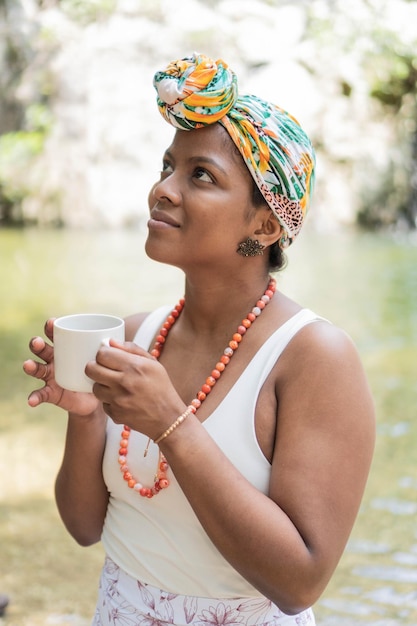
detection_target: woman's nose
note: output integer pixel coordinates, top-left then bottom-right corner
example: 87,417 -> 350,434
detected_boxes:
151,173 -> 181,205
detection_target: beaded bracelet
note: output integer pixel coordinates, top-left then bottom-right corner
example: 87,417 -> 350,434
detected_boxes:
153,405 -> 194,445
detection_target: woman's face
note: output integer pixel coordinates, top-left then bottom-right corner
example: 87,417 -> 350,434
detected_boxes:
145,123 -> 263,271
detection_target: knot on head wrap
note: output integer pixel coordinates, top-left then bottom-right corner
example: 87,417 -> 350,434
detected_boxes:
153,53 -> 316,244
154,53 -> 237,129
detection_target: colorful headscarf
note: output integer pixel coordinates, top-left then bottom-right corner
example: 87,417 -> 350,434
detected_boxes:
153,53 -> 316,245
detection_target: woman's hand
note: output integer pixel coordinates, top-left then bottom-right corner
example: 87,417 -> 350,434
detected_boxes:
87,340 -> 186,437
23,318 -> 100,416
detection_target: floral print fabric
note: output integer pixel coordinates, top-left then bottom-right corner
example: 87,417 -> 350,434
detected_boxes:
92,556 -> 315,626
153,53 -> 315,244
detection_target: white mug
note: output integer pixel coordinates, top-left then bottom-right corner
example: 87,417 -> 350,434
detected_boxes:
53,313 -> 125,392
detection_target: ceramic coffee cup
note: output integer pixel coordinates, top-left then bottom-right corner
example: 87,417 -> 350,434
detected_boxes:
54,313 -> 125,392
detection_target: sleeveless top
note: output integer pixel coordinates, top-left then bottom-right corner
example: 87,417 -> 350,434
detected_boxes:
101,306 -> 324,598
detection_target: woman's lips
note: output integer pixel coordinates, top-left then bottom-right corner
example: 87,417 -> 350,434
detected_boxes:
148,209 -> 180,228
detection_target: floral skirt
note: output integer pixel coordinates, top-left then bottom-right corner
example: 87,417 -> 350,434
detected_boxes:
92,556 -> 315,626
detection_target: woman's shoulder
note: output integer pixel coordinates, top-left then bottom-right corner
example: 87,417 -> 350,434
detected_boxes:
273,315 -> 375,447
270,293 -> 355,355
277,314 -> 368,394
287,314 -> 360,363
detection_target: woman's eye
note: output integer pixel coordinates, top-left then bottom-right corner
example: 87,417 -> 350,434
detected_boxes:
162,161 -> 173,172
159,161 -> 173,179
194,168 -> 213,183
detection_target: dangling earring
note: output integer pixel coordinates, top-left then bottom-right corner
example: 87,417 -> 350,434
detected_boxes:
279,231 -> 290,249
237,237 -> 265,257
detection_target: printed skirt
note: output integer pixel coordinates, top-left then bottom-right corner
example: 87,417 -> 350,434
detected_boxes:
92,556 -> 316,626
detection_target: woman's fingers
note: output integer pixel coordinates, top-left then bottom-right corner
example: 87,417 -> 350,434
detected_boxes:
29,335 -> 54,363
24,334 -> 54,383
22,359 -> 55,406
24,320 -> 101,415
22,360 -> 50,406
103,339 -> 153,357
27,388 -> 45,408
44,317 -> 56,343
23,358 -> 49,381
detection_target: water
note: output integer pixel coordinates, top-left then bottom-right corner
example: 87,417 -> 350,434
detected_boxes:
0,226 -> 416,624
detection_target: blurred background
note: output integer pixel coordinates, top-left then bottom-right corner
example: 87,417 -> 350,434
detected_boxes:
0,0 -> 416,624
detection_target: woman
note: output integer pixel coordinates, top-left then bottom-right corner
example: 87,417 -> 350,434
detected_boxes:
24,53 -> 375,625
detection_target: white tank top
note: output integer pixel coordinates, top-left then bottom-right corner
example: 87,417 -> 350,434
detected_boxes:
101,306 -> 323,597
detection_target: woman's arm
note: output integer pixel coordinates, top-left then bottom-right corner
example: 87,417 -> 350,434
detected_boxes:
24,315 -> 148,546
54,313 -> 150,544
54,409 -> 109,546
154,322 -> 375,614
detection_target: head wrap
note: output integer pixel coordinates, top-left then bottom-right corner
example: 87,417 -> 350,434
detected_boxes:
153,53 -> 315,245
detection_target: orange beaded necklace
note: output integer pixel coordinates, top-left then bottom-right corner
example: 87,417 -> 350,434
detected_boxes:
118,276 -> 276,498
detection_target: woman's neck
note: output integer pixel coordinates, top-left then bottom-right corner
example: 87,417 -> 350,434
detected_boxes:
180,271 -> 274,335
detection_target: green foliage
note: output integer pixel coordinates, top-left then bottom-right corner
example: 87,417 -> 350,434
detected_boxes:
60,0 -> 117,24
305,0 -> 417,231
0,103 -> 53,224
0,131 -> 42,215
368,49 -> 417,112
1,0 -> 416,231
0,130 -> 43,162
360,42 -> 417,228
25,102 -> 53,133
357,165 -> 412,229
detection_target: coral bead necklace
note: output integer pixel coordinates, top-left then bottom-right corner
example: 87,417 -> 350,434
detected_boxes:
118,276 -> 276,498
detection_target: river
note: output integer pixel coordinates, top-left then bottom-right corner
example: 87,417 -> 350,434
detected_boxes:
0,226 -> 416,625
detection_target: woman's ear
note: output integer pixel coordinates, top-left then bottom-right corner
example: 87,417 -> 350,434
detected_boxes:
253,209 -> 283,247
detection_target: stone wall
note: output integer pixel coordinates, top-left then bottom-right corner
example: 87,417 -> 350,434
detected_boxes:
1,0 -> 416,231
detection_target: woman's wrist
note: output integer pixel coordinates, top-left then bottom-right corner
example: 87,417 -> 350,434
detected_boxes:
153,405 -> 195,444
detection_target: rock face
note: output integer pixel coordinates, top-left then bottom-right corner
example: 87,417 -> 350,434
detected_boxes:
1,0 -> 416,231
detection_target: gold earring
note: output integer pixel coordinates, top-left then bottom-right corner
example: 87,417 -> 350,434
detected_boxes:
237,237 -> 265,257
